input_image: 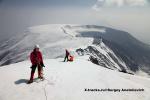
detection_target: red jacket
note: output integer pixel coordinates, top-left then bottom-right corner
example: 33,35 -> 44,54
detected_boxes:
30,50 -> 43,65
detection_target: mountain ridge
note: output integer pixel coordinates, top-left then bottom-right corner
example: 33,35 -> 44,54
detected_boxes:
0,24 -> 149,75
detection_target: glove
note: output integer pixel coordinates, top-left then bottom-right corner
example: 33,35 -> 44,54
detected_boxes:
40,62 -> 45,67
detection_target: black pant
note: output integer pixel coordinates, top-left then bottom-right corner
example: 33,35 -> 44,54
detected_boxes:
29,63 -> 43,80
31,64 -> 42,73
64,55 -> 69,62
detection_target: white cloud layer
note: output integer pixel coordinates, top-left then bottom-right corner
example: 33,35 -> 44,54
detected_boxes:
93,0 -> 148,10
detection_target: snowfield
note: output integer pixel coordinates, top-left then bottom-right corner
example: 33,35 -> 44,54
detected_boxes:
0,57 -> 150,100
0,24 -> 150,76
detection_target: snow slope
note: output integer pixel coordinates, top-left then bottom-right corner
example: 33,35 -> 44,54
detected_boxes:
0,24 -> 94,66
0,24 -> 130,73
0,57 -> 150,100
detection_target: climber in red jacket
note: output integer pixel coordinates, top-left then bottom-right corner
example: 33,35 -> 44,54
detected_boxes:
28,45 -> 45,84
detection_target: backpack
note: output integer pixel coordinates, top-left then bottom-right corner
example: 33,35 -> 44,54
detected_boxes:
69,55 -> 74,61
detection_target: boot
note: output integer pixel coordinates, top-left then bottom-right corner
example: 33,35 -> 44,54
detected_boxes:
28,72 -> 34,84
38,68 -> 44,79
27,80 -> 33,84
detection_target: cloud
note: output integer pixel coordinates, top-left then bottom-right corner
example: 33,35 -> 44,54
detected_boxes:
93,0 -> 149,10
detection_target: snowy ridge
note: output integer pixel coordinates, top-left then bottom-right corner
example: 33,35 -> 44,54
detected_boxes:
0,24 -> 149,76
0,24 -> 94,66
0,58 -> 150,100
0,24 -> 108,66
92,43 -> 128,71
76,41 -> 131,73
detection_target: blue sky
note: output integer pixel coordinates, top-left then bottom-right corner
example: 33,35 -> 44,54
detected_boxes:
0,0 -> 150,44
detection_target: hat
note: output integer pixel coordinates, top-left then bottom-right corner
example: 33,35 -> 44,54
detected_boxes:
34,44 -> 40,49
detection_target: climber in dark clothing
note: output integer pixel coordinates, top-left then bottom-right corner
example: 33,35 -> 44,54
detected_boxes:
64,49 -> 70,62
